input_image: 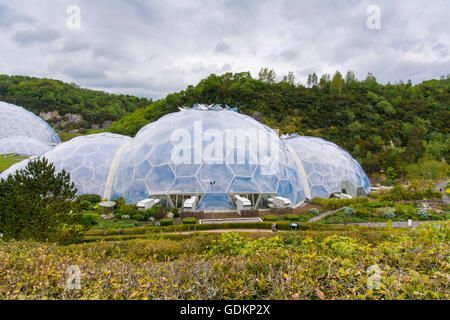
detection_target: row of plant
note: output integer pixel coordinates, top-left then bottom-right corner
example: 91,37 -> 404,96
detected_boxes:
320,203 -> 448,224
83,220 -> 371,238
311,197 -> 369,209
1,222 -> 448,299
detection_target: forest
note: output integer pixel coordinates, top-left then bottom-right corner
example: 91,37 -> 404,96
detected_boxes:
0,74 -> 152,129
106,70 -> 450,175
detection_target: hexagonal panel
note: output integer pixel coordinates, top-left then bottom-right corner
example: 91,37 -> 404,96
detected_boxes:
146,165 -> 175,192
197,163 -> 234,193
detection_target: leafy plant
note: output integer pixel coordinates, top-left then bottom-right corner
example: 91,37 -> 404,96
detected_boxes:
342,207 -> 355,216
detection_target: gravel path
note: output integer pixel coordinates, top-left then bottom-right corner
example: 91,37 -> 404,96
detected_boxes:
307,208 -> 341,222
435,179 -> 449,204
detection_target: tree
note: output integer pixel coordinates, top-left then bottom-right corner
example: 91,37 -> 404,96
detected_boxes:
386,167 -> 396,182
282,71 -> 295,85
0,158 -> 80,242
258,68 -> 276,83
330,71 -> 343,95
307,73 -> 318,88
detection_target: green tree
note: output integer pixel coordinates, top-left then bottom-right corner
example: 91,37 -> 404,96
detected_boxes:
0,158 -> 80,242
330,71 -> 343,95
258,68 -> 276,83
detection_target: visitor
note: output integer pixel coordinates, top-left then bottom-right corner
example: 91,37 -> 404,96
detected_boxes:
272,223 -> 278,233
119,228 -> 123,235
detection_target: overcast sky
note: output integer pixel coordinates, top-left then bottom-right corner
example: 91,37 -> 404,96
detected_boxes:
0,0 -> 449,98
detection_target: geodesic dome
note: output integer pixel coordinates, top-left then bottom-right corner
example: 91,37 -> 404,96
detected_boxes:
0,133 -> 132,196
108,109 -> 306,208
0,136 -> 53,156
282,135 -> 370,198
40,133 -> 132,196
0,101 -> 60,144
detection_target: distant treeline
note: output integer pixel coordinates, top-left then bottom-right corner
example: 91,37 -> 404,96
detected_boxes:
0,74 -> 152,128
105,70 -> 449,175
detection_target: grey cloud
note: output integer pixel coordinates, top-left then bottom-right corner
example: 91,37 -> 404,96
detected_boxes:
0,3 -> 35,28
215,41 -> 231,54
12,28 -> 60,46
0,0 -> 448,99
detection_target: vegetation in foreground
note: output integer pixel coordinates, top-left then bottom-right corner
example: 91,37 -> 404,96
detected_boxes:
0,222 -> 448,300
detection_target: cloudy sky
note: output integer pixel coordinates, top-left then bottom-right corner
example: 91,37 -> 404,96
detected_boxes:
0,0 -> 449,98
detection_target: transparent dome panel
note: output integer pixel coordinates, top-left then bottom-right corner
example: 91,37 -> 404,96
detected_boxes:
0,136 -> 53,157
111,110 -> 305,206
0,102 -> 60,144
283,135 -> 371,198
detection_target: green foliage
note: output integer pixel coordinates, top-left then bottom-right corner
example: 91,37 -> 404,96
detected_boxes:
0,74 -> 152,130
182,217 -> 197,225
0,153 -> 28,173
1,222 -> 449,299
159,218 -> 173,226
369,185 -> 442,201
386,220 -> 392,230
417,209 -> 430,218
342,207 -> 355,216
383,209 -> 396,219
406,159 -> 449,180
308,208 -> 320,216
134,214 -> 145,221
102,72 -> 449,175
312,197 -> 369,209
0,157 -> 79,242
78,200 -> 94,211
284,214 -> 300,221
263,214 -> 278,221
385,167 -> 396,182
81,212 -> 100,227
76,194 -> 102,204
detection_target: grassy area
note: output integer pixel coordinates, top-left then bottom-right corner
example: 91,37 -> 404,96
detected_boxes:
0,153 -> 28,173
1,221 -> 448,299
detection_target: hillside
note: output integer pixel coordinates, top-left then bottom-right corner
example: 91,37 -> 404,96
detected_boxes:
105,71 -> 449,175
1,72 -> 448,176
0,75 -> 152,132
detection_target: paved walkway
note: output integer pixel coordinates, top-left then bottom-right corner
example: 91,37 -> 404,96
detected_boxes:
434,179 -> 449,204
165,228 -> 284,235
307,208 -> 341,222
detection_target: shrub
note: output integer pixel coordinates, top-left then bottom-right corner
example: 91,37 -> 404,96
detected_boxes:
134,214 -> 144,221
76,194 -> 102,204
82,212 -> 100,226
153,207 -> 166,219
284,214 -> 300,221
171,207 -> 180,217
263,215 -> 278,221
182,217 -> 197,225
342,207 -> 355,216
417,209 -> 430,218
166,212 -> 174,219
383,209 -> 396,219
386,220 -> 392,230
308,208 -> 320,216
160,218 -> 173,226
121,215 -> 130,220
78,200 -> 94,211
312,197 -> 369,209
